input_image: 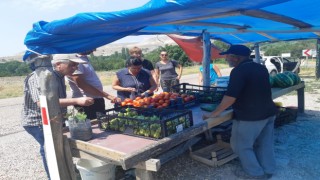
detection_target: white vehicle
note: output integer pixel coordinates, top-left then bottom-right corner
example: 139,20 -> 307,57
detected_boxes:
251,55 -> 301,76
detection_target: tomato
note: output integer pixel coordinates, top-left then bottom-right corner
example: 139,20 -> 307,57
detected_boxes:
135,97 -> 142,101
172,93 -> 179,96
124,98 -> 133,103
170,95 -> 177,99
164,94 -> 170,100
133,101 -> 139,107
158,100 -> 164,104
153,97 -> 160,103
144,99 -> 151,105
121,102 -> 127,106
138,100 -> 145,106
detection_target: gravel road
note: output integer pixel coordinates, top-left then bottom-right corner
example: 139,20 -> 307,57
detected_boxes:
1,69 -> 320,180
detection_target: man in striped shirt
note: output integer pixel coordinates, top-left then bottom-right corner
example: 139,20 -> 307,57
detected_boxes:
21,54 -> 94,179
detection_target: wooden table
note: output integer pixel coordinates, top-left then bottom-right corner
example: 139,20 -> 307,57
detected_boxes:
66,82 -> 305,178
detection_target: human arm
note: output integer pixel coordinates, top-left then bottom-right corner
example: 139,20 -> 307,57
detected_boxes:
213,64 -> 222,77
150,70 -> 157,83
59,97 -> 94,107
176,64 -> 183,80
70,74 -> 120,103
154,68 -> 160,87
198,71 -> 203,85
202,95 -> 236,119
112,75 -> 136,93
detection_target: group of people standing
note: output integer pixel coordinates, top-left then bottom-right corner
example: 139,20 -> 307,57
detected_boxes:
112,47 -> 186,100
21,46 -> 188,179
21,44 -> 276,180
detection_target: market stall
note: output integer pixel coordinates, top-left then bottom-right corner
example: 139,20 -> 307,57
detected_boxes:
64,81 -> 305,179
21,1 -> 318,178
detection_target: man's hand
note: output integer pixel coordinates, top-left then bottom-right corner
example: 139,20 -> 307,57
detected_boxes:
126,87 -> 136,92
202,113 -> 211,120
77,97 -> 94,106
202,112 -> 219,120
111,97 -> 121,103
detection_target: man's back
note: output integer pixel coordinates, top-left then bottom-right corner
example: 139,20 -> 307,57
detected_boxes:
226,59 -> 277,120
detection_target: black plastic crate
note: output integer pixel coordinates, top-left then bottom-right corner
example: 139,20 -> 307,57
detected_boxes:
96,107 -> 193,139
275,107 -> 298,128
172,83 -> 227,104
169,96 -> 199,110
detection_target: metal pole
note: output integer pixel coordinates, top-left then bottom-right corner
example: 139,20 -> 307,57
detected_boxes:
254,43 -> 261,64
202,31 -> 211,86
316,39 -> 320,79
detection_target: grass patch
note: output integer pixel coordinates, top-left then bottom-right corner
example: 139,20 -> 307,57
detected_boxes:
303,77 -> 320,94
299,67 -> 315,77
0,76 -> 25,99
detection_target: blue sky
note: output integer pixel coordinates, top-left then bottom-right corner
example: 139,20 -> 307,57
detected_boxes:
0,0 -> 151,57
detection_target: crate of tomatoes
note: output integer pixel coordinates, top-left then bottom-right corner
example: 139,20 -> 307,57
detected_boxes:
117,92 -> 198,109
97,107 -> 193,139
172,83 -> 227,104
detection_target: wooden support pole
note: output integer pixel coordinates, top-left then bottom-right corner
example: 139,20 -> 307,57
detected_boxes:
135,169 -> 155,180
134,159 -> 161,172
63,135 -> 77,180
297,81 -> 305,113
37,66 -> 72,180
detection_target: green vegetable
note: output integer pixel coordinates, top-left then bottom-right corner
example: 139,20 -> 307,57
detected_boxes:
200,104 -> 218,112
74,111 -> 87,121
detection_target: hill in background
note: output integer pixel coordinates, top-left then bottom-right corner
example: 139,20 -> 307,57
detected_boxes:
0,35 -> 176,62
94,35 -> 176,56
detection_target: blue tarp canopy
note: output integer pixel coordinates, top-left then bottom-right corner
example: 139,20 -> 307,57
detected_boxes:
24,0 -> 320,59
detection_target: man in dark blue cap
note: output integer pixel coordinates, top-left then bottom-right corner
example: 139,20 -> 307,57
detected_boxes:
203,45 -> 277,179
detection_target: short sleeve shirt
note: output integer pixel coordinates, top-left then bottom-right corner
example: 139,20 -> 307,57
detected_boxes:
66,55 -> 103,98
155,60 -> 179,80
141,59 -> 154,71
225,59 -> 277,121
199,63 -> 218,84
116,68 -> 152,100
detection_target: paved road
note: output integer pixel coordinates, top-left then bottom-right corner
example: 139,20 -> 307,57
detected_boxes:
0,69 -> 232,179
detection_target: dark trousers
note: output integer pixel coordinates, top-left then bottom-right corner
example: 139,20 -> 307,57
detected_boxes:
75,98 -> 105,119
24,126 -> 50,180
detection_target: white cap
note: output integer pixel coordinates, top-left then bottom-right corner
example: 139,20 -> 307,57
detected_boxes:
52,54 -> 87,64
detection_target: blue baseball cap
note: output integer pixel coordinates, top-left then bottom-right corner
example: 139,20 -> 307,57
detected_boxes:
219,45 -> 251,56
